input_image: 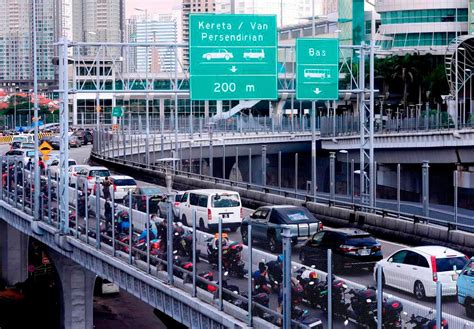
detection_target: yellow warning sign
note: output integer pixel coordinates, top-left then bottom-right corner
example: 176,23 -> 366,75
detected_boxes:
39,141 -> 53,156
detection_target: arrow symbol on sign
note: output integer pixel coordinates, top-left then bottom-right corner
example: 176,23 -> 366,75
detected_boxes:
313,88 -> 322,95
230,66 -> 238,73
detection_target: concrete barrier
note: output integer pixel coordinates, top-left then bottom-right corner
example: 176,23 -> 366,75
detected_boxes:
91,153 -> 474,256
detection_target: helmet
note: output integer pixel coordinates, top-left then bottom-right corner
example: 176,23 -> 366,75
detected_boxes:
309,271 -> 318,280
277,254 -> 284,263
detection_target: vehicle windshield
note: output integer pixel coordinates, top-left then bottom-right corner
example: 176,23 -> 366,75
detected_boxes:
211,194 -> 240,208
89,170 -> 110,177
283,209 -> 313,222
141,187 -> 164,196
68,160 -> 76,166
345,235 -> 377,246
436,256 -> 468,272
114,179 -> 136,186
273,207 -> 317,223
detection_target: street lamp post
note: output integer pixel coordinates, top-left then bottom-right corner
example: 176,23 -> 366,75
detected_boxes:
135,8 -> 150,165
339,150 -> 349,196
32,0 -> 40,221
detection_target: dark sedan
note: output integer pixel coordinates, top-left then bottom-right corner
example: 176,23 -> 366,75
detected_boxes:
123,186 -> 166,213
73,130 -> 93,145
299,228 -> 383,272
241,205 -> 322,253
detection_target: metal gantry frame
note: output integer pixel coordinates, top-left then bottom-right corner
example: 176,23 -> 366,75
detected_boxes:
59,38 -> 70,234
58,39 -> 376,232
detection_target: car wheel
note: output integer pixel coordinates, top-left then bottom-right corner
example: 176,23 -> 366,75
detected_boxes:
199,218 -> 206,232
268,234 -> 280,253
466,298 -> 474,318
414,281 -> 426,300
206,54 -> 211,60
300,250 -> 307,264
241,227 -> 248,245
225,55 -> 230,60
182,214 -> 188,227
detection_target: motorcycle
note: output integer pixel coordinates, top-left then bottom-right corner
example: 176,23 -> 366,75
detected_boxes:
349,287 -> 403,329
237,292 -> 275,323
207,237 -> 245,278
172,224 -> 200,262
292,305 -> 323,329
406,311 -> 448,329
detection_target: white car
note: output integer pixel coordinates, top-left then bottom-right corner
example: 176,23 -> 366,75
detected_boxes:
68,165 -> 90,186
48,158 -> 77,180
374,246 -> 468,299
108,175 -> 137,200
77,166 -> 111,192
178,189 -> 242,231
202,49 -> 233,61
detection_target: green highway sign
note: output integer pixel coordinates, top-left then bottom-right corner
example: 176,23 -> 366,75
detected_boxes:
189,14 -> 277,101
112,106 -> 123,117
296,38 -> 339,100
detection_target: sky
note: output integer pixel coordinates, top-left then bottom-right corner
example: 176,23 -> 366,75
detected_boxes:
125,0 -> 177,18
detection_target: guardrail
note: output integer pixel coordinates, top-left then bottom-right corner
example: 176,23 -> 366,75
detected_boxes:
1,158 -> 473,328
94,149 -> 474,234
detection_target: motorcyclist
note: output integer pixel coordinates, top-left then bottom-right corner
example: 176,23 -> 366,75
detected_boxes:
104,201 -> 113,223
252,262 -> 270,294
211,233 -> 229,250
156,218 -> 167,241
116,210 -> 130,234
266,254 -> 283,290
138,219 -> 158,242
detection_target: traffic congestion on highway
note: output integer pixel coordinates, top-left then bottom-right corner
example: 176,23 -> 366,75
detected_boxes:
1,134 -> 473,329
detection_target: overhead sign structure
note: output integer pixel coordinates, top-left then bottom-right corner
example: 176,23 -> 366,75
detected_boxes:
296,38 -> 339,100
112,106 -> 123,117
189,14 -> 278,101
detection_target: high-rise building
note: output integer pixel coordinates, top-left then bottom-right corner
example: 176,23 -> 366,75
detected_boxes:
323,0 -> 338,15
216,0 -> 313,27
0,0 -> 66,89
131,14 -> 179,73
0,0 -> 125,90
182,0 -> 216,67
376,0 -> 468,55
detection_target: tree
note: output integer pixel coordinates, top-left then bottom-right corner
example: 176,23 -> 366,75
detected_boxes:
391,54 -> 418,107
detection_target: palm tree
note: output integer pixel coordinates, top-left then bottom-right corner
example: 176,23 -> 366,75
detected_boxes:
391,54 -> 418,108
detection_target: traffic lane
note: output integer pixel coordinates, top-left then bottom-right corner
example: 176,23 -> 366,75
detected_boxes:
54,187 -> 473,323
187,256 -> 357,328
63,146 -> 471,321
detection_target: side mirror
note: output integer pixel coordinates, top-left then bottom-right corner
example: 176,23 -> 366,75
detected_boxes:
388,258 -> 393,263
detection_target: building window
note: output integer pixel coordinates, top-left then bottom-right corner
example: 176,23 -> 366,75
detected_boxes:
380,8 -> 468,25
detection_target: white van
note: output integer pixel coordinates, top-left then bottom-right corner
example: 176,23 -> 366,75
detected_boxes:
178,189 -> 242,232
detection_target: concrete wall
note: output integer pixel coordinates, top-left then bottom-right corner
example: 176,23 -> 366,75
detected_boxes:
92,154 -> 474,256
0,220 -> 28,285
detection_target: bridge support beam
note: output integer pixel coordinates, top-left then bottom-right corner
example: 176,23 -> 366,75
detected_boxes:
50,250 -> 95,329
0,220 -> 28,285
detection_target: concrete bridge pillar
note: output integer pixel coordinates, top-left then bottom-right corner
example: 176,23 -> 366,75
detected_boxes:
0,220 -> 28,285
49,250 -> 95,329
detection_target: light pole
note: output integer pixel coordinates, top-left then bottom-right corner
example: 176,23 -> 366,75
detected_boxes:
28,89 -> 32,127
339,150 -> 349,196
87,31 -> 100,141
467,68 -> 472,122
135,8 -> 150,164
32,0 -> 40,221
